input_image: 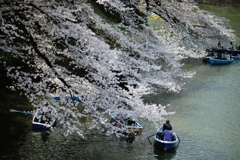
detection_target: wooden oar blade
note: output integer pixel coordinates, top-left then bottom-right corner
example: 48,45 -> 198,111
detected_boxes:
9,109 -> 17,112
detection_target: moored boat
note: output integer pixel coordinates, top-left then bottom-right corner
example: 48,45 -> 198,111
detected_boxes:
231,55 -> 240,60
203,48 -> 240,64
203,48 -> 234,64
208,57 -> 234,65
109,112 -> 144,135
50,95 -> 81,103
228,50 -> 240,60
32,105 -> 58,130
154,125 -> 180,151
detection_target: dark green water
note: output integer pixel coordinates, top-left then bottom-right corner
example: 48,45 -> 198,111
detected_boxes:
0,64 -> 32,159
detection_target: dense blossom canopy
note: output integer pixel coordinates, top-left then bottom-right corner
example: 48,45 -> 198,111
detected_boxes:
0,0 -> 236,136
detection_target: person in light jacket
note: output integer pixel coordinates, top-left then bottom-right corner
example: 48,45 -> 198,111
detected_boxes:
161,129 -> 174,141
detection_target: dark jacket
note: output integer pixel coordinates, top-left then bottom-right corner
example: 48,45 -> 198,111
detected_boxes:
163,123 -> 172,131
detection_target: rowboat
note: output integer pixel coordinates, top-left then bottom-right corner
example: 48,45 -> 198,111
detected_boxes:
109,112 -> 144,135
32,105 -> 58,130
203,48 -> 234,65
208,57 -> 234,65
50,95 -> 81,103
228,50 -> 240,60
231,55 -> 240,60
154,125 -> 180,151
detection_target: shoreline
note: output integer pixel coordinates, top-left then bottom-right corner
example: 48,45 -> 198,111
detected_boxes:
196,1 -> 239,7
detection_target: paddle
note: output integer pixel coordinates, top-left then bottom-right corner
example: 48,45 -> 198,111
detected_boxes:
176,134 -> 181,147
9,109 -> 33,115
147,132 -> 157,145
147,133 -> 156,139
147,125 -> 163,145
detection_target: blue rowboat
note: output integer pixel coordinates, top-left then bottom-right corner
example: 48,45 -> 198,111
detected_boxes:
50,95 -> 81,102
208,57 -> 234,65
32,105 -> 57,130
109,112 -> 144,135
203,49 -> 228,63
228,50 -> 240,60
154,126 -> 180,151
231,55 -> 240,60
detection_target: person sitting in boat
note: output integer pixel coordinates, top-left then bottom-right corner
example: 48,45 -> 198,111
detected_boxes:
161,129 -> 174,141
221,52 -> 230,60
41,113 -> 47,123
218,41 -> 222,48
126,117 -> 135,126
229,41 -> 234,50
116,115 -> 121,122
221,53 -> 227,59
116,114 -> 125,124
45,112 -> 52,123
162,120 -> 172,131
226,53 -> 230,60
215,52 -> 221,59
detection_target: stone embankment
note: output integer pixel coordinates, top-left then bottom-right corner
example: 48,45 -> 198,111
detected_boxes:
195,0 -> 240,6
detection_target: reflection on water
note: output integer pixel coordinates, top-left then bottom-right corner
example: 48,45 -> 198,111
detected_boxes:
154,146 -> 177,160
0,88 -> 32,159
18,130 -> 154,159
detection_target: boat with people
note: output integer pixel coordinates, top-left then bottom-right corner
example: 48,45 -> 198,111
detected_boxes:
32,104 -> 58,130
228,50 -> 240,60
109,112 -> 144,135
203,49 -> 234,65
203,49 -> 228,63
153,125 -> 180,151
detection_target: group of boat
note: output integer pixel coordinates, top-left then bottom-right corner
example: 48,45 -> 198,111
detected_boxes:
109,112 -> 180,151
32,95 -> 82,130
32,108 -> 181,151
11,95 -> 181,151
203,48 -> 240,65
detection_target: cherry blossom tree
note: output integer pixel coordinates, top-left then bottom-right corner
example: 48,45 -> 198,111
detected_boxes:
0,0 -> 236,136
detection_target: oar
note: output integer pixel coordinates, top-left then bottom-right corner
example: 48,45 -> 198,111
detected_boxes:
9,109 -> 33,115
147,125 -> 163,145
147,133 -> 156,139
147,132 -> 156,145
176,135 -> 181,147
